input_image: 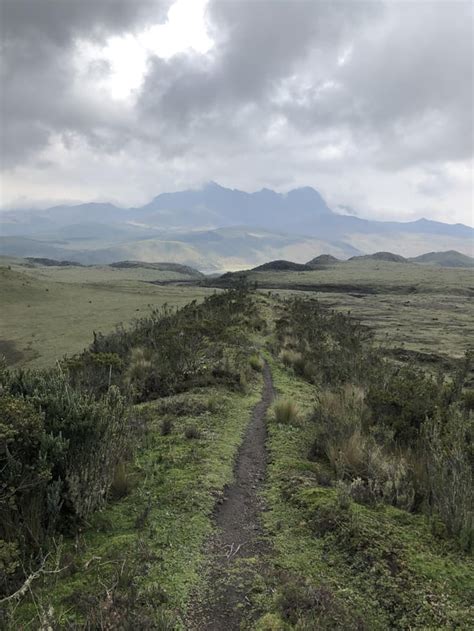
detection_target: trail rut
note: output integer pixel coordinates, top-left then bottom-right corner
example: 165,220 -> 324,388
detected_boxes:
186,363 -> 274,630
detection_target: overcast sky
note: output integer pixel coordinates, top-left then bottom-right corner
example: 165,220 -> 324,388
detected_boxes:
0,0 -> 472,224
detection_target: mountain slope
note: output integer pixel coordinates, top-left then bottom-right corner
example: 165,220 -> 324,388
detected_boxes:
1,184 -> 473,268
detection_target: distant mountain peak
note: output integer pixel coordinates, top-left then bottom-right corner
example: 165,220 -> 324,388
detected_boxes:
288,185 -> 318,194
285,186 -> 332,214
203,180 -> 225,190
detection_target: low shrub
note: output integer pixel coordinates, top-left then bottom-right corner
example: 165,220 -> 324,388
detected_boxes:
0,368 -> 128,597
423,405 -> 473,551
366,365 -> 438,444
275,297 -> 374,385
273,568 -> 368,629
308,493 -> 424,629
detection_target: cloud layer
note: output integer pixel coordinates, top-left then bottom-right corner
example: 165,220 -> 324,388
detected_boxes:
1,0 -> 472,224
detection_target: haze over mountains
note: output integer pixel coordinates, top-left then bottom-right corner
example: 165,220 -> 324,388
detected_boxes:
1,183 -> 472,272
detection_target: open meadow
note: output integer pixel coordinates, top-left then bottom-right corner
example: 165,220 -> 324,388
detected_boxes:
0,258 -> 215,368
217,259 -> 474,361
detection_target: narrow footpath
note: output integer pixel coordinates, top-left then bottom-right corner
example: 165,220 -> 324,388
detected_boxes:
186,363 -> 275,630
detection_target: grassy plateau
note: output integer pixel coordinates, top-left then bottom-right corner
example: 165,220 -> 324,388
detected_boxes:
0,258 -> 214,368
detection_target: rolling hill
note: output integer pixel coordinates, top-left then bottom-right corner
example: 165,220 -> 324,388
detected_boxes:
349,252 -> 407,263
409,250 -> 474,268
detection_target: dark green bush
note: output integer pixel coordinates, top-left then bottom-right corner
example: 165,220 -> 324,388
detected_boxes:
366,366 -> 438,444
275,297 -> 375,386
0,369 -> 128,596
423,405 -> 473,551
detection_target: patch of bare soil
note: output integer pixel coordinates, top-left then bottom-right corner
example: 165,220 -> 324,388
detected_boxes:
186,364 -> 274,630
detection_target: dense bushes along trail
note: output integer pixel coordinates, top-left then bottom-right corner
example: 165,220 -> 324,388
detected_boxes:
187,363 -> 274,630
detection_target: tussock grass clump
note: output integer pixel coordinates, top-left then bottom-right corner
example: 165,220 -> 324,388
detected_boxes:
462,389 -> 474,411
109,462 -> 135,500
184,425 -> 201,439
160,417 -> 173,435
125,346 -> 152,387
273,399 -> 300,426
238,369 -> 249,393
249,353 -> 264,372
279,348 -> 317,381
206,393 -> 221,413
311,385 -> 417,510
310,385 -> 367,464
279,349 -> 302,369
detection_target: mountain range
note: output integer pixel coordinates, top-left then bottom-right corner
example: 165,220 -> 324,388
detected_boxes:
1,182 -> 472,271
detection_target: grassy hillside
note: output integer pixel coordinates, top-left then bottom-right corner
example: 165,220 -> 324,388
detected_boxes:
0,260 -> 212,368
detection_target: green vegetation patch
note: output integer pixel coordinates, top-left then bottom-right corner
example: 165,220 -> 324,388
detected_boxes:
0,263 -> 214,369
9,383 -> 261,628
261,356 -> 474,629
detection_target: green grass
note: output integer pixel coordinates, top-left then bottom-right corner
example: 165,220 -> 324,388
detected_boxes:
10,382 -> 261,628
0,264 -> 214,368
259,353 -> 474,629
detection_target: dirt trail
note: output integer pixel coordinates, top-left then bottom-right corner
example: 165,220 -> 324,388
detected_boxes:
186,363 -> 274,630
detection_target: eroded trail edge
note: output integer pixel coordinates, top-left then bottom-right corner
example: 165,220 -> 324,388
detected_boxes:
187,363 -> 274,630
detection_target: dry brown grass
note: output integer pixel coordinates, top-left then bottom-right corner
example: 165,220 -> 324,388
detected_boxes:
279,349 -> 302,368
273,399 -> 301,426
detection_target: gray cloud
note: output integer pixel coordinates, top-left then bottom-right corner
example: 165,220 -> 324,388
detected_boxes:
0,0 -> 472,224
138,1 -> 378,139
0,0 -> 170,167
135,0 -> 472,172
1,0 -> 169,45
